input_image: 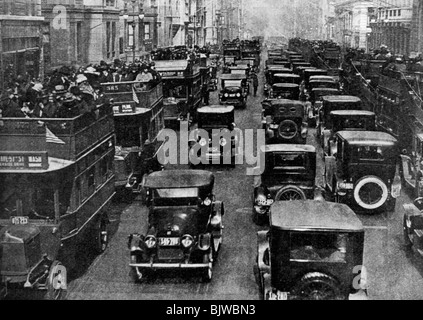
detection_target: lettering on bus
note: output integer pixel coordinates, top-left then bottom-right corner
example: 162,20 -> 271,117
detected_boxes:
160,71 -> 184,77
0,153 -> 48,170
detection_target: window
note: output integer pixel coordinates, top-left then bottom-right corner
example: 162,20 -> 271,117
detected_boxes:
393,10 -> 396,17
87,167 -> 96,194
105,0 -> 115,7
106,21 -> 111,59
398,9 -> 401,16
76,22 -> 82,61
145,23 -> 150,40
112,22 -> 116,57
128,22 -> 134,47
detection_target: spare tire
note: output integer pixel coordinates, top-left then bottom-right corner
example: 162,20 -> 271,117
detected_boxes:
353,175 -> 388,210
278,120 -> 298,140
292,272 -> 343,300
275,186 -> 306,201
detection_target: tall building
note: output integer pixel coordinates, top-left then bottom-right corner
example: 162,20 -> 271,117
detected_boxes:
368,0 -> 413,55
334,0 -> 375,50
411,0 -> 423,55
0,0 -> 44,90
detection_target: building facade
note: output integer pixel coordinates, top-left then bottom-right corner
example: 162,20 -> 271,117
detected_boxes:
0,0 -> 44,90
368,0 -> 413,55
411,0 -> 423,55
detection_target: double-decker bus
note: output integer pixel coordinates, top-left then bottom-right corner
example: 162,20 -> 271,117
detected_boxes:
155,58 -> 202,126
101,80 -> 165,194
0,102 -> 115,299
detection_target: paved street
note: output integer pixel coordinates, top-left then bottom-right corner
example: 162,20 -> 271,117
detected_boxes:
65,51 -> 423,300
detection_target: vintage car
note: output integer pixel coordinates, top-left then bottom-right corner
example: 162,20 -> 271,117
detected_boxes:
229,65 -> 250,80
189,105 -> 239,166
321,110 -> 376,155
308,79 -> 339,92
316,95 -> 362,140
255,200 -> 367,300
324,131 -> 402,213
269,83 -> 300,100
253,144 -> 317,225
303,69 -> 329,88
403,197 -> 423,257
265,73 -> 300,97
265,66 -> 293,87
128,170 -> 224,282
219,74 -> 248,108
262,99 -> 308,144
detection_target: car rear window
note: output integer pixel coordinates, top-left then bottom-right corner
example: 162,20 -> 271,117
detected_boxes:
273,153 -> 305,170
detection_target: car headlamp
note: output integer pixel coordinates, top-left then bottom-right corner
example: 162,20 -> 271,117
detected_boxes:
236,93 -> 241,97
181,235 -> 194,248
220,138 -> 227,147
203,197 -> 212,206
256,194 -> 268,206
145,235 -> 157,249
224,93 -> 229,98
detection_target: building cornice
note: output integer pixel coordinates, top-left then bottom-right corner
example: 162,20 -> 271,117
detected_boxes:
0,15 -> 45,21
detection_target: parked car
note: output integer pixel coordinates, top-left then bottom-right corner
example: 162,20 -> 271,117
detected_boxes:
403,197 -> 423,257
189,105 -> 239,166
255,200 -> 367,300
321,110 -> 376,155
316,95 -> 362,140
269,83 -> 300,100
128,170 -> 224,282
219,74 -> 248,108
307,88 -> 341,126
262,99 -> 308,144
265,73 -> 300,97
324,131 -> 402,213
253,144 -> 317,225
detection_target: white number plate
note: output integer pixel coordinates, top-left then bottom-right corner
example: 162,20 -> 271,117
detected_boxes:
11,216 -> 29,225
159,238 -> 180,246
257,198 -> 274,206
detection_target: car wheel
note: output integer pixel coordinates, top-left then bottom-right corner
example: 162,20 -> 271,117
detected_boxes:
353,176 -> 389,211
92,219 -> 109,254
45,261 -> 67,300
404,215 -> 414,248
275,186 -> 306,201
292,272 -> 343,300
202,249 -> 213,283
278,120 -> 298,140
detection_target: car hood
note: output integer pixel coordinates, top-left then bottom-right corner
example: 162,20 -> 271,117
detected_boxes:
149,207 -> 201,237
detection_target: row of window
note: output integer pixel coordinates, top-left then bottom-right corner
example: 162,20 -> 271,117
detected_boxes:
379,9 -> 402,19
0,0 -> 38,16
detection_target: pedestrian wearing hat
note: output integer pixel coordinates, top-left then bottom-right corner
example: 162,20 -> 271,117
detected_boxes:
1,89 -> 23,117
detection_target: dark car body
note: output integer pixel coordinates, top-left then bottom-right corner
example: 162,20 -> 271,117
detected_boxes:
255,200 -> 367,300
128,170 -> 224,282
189,105 -> 239,166
403,197 -> 423,258
317,95 -> 362,140
219,74 -> 248,108
269,83 -> 300,100
303,69 -> 329,87
263,99 -> 308,144
324,131 -> 402,213
253,144 -> 317,225
321,110 -> 376,155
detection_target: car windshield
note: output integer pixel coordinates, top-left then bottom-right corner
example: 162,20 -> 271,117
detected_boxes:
271,153 -> 306,170
224,80 -> 242,87
199,114 -> 233,128
152,188 -> 199,206
351,146 -> 389,162
289,232 -> 347,263
331,116 -> 374,131
231,69 -> 246,75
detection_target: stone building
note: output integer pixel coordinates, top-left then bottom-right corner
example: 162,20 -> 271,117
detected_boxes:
0,0 -> 44,90
410,0 -> 423,55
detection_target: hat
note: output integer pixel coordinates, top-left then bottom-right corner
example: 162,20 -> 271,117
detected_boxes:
54,85 -> 67,94
32,83 -> 43,92
84,66 -> 100,75
76,74 -> 88,84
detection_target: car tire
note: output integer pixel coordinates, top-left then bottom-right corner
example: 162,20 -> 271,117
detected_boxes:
275,186 -> 306,201
45,261 -> 67,300
403,215 -> 414,248
292,272 -> 343,300
353,176 -> 389,211
278,120 -> 298,140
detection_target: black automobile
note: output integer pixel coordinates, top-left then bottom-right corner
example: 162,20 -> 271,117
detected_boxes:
253,144 -> 317,225
219,74 -> 248,108
255,200 -> 367,300
263,99 -> 308,144
317,95 -> 362,140
189,105 -> 239,166
265,74 -> 300,97
303,69 -> 329,88
324,131 -> 402,213
321,110 -> 376,155
269,84 -> 300,100
128,170 -> 224,282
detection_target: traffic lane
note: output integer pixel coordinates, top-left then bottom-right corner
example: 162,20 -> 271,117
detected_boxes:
308,124 -> 423,299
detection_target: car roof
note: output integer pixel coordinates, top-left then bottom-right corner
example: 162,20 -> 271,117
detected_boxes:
267,66 -> 292,71
260,144 -> 316,153
310,75 -> 337,81
198,105 -> 234,114
310,79 -> 336,83
337,131 -> 398,146
322,95 -> 361,103
312,88 -> 340,93
270,99 -> 304,106
273,83 -> 299,88
330,110 -> 375,116
270,200 -> 364,232
144,170 -> 214,189
220,74 -> 247,80
304,69 -> 327,73
274,73 -> 299,78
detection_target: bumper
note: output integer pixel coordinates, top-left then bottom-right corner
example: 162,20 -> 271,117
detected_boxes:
129,262 -> 209,269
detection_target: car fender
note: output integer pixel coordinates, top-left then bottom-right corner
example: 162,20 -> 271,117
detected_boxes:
257,231 -> 270,273
403,203 -> 423,230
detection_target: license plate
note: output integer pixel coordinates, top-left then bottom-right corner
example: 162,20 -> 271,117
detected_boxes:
11,216 -> 29,225
229,94 -> 236,97
159,238 -> 180,246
